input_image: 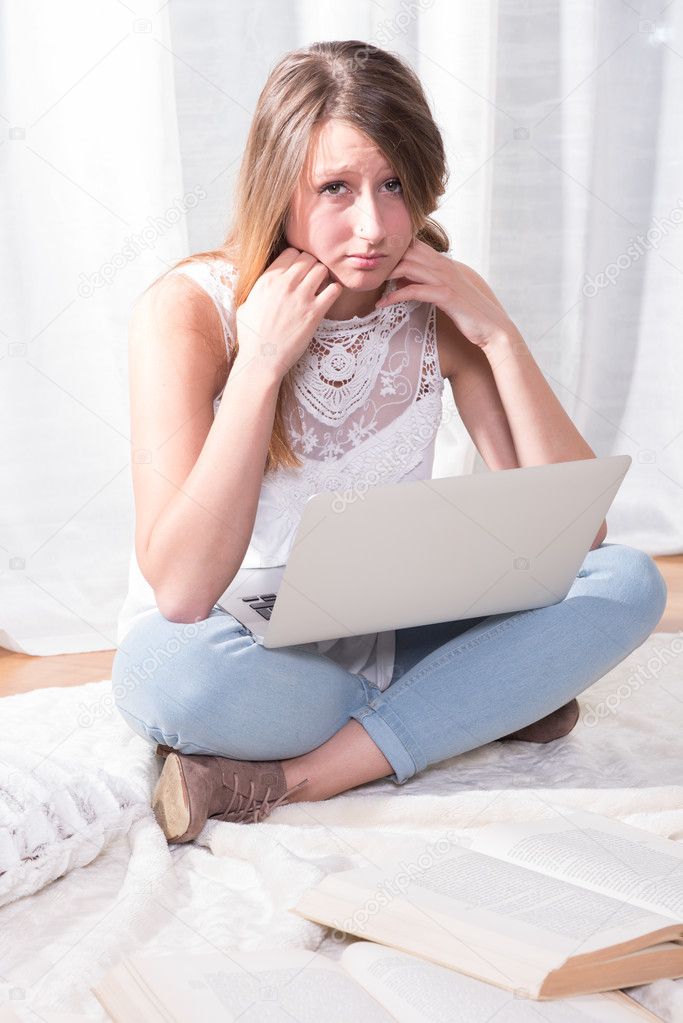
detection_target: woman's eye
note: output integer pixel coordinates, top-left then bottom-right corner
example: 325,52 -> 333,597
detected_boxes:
320,182 -> 346,196
319,179 -> 402,197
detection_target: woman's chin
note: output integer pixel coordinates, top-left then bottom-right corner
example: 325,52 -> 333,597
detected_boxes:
332,268 -> 391,289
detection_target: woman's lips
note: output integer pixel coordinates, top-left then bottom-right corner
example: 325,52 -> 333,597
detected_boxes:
348,255 -> 385,269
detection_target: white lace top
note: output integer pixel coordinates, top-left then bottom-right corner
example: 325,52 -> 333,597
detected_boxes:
117,256 -> 446,691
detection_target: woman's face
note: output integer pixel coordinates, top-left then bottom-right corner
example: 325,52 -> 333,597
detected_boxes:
285,118 -> 413,313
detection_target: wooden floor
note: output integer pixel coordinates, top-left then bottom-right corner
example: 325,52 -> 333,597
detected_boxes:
1,557 -> 681,699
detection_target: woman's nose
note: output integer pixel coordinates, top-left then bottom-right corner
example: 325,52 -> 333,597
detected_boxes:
353,202 -> 385,244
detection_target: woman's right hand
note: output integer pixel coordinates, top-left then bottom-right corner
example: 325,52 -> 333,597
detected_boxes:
233,247 -> 344,382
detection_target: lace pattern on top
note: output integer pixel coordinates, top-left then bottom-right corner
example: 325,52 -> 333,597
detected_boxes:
295,289 -> 414,425
282,293 -> 442,462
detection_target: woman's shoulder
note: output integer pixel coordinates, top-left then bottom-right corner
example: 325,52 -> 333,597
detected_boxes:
167,253 -> 239,303
133,267 -> 229,352
134,256 -> 238,366
162,255 -> 240,353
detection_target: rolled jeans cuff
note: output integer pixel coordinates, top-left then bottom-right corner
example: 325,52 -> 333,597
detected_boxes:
350,698 -> 425,785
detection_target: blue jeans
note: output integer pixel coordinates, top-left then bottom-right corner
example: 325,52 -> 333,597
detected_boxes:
111,543 -> 667,785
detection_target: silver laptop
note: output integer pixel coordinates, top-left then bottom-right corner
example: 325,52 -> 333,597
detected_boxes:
217,454 -> 631,648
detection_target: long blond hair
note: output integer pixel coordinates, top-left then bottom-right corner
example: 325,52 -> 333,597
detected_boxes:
158,40 -> 450,474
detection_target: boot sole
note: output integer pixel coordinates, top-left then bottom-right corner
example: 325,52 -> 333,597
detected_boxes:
152,752 -> 191,842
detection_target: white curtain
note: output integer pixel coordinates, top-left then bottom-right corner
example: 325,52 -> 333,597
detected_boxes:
0,1 -> 189,654
481,0 -> 683,556
2,0 -> 680,655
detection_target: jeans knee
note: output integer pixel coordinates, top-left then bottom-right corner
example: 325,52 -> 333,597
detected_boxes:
111,644 -> 142,717
111,611 -> 210,727
606,544 -> 668,634
111,642 -> 156,729
639,553 -> 668,630
111,611 -> 373,760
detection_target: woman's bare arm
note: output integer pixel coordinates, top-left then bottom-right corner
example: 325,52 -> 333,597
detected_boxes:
452,269 -> 607,550
130,273 -> 282,622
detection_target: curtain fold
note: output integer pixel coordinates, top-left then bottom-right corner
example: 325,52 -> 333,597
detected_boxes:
1,0 -> 679,655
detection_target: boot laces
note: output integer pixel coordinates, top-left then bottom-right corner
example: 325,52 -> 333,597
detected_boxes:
214,773 -> 309,824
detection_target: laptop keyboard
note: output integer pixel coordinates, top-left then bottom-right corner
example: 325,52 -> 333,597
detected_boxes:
241,593 -> 277,621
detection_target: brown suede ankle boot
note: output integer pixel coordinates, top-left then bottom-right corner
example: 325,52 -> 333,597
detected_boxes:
499,698 -> 580,743
151,750 -> 308,844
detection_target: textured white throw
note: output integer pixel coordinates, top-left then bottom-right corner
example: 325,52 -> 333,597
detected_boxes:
0,744 -> 150,909
0,631 -> 681,1022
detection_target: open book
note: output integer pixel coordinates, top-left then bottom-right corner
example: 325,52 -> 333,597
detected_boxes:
91,940 -> 662,1022
290,810 -> 683,1000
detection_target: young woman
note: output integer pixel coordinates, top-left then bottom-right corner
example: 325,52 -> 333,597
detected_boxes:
111,41 -> 667,844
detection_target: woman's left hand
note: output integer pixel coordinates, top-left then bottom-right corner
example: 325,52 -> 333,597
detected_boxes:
376,238 -> 516,350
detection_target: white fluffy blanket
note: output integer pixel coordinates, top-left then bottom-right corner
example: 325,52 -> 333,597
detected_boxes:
1,631 -> 682,1022
0,744 -> 148,910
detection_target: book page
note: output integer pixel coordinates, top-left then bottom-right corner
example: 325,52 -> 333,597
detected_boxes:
341,942 -> 664,1022
292,884 -> 545,994
470,810 -> 683,922
93,958 -> 167,1023
324,843 -> 674,963
118,947 -> 396,1022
